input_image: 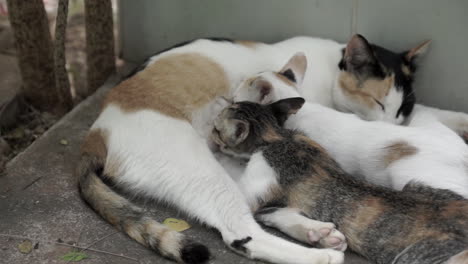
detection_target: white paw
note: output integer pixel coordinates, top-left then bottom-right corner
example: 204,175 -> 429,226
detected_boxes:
300,248 -> 344,264
324,249 -> 345,264
308,227 -> 347,252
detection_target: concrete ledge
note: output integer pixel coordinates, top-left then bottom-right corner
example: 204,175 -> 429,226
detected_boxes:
0,75 -> 369,264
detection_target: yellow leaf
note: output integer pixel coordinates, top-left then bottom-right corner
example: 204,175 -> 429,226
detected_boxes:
163,218 -> 191,232
18,240 -> 33,254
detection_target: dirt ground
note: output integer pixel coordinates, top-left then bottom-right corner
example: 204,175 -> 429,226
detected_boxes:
0,0 -> 120,175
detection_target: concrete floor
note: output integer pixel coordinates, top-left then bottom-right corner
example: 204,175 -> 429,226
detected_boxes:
0,76 -> 371,264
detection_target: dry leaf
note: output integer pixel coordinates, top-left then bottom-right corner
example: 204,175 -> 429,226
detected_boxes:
163,218 -> 191,232
18,240 -> 33,254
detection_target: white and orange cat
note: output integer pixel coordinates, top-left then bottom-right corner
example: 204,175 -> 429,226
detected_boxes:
77,35 -> 468,263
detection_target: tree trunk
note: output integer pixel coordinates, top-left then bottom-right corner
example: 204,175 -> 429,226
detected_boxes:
84,0 -> 115,94
6,0 -> 59,112
54,0 -> 73,111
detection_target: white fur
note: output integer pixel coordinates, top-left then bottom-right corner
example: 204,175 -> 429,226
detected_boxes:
235,152 -> 279,208
91,36 -> 468,263
94,40 -> 346,263
273,37 -> 468,132
290,103 -> 468,196
256,207 -> 347,251
232,152 -> 347,254
93,104 -> 343,264
236,72 -> 468,197
332,77 -> 405,124
410,104 -> 468,136
149,37 -> 468,133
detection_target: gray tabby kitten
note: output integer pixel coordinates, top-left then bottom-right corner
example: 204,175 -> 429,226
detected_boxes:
212,98 -> 468,264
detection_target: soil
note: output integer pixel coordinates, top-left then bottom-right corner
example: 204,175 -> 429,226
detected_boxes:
0,104 -> 58,175
0,0 -> 119,174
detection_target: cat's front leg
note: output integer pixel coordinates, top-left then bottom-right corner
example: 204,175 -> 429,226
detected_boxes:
255,207 -> 347,252
235,152 -> 347,252
119,115 -> 344,264
410,104 -> 468,141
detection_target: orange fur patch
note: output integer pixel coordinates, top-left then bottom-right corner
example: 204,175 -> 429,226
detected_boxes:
338,72 -> 394,108
383,141 -> 418,167
261,126 -> 284,142
287,177 -> 319,209
104,53 -> 229,120
251,184 -> 283,212
81,129 -> 108,161
341,197 -> 387,252
441,200 -> 468,219
293,134 -> 327,153
236,40 -> 259,48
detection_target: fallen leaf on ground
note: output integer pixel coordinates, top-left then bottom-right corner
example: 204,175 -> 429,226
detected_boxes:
60,251 -> 89,262
18,240 -> 32,254
163,218 -> 191,232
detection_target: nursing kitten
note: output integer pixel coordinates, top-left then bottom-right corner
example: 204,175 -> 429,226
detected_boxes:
212,98 -> 468,264
234,53 -> 468,197
78,38 -> 344,264
77,35 -> 468,264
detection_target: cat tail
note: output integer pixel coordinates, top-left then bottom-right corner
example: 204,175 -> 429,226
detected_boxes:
76,152 -> 210,264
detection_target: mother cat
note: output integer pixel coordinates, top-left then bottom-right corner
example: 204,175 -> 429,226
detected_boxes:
77,35 -> 468,263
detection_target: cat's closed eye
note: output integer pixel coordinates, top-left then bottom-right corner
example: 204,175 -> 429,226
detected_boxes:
373,98 -> 385,111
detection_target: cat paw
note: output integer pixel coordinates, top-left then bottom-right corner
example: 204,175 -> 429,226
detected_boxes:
324,249 -> 345,264
308,227 -> 347,252
299,248 -> 344,264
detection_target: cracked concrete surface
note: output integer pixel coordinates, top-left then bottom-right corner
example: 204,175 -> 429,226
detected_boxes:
0,76 -> 370,264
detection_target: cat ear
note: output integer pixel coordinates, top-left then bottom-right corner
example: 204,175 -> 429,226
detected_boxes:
279,52 -> 308,86
269,97 -> 305,126
228,120 -> 250,146
251,77 -> 273,102
405,39 -> 431,62
344,34 -> 376,70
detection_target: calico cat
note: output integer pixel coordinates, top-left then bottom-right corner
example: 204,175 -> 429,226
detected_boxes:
129,35 -> 468,138
77,35 -> 468,263
77,39 -> 344,264
211,98 -> 468,264
273,34 -> 468,139
233,53 -> 468,197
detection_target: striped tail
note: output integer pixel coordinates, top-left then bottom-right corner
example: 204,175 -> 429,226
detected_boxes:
76,154 -> 210,263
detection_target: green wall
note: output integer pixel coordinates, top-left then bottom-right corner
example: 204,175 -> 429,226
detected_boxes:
119,0 -> 468,112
